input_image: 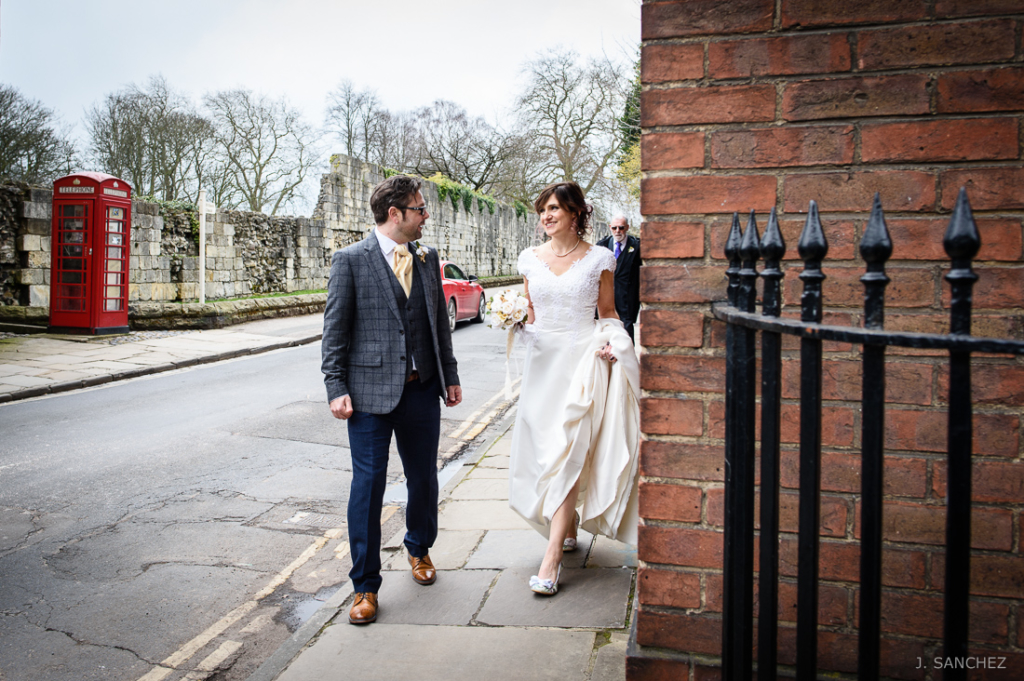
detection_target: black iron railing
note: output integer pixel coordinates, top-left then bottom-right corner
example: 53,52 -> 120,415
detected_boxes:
714,190 -> 1024,681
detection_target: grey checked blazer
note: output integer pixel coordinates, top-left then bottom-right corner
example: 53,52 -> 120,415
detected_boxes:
321,234 -> 459,414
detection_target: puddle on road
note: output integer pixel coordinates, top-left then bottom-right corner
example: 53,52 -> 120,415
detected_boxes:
273,584 -> 344,632
382,449 -> 471,504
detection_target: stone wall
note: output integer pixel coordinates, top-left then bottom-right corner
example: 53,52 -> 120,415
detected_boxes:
0,153 -> 541,317
632,2 -> 1024,679
314,154 -> 540,278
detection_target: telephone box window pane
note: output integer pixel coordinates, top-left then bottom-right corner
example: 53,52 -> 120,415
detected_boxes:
61,205 -> 85,217
106,259 -> 122,272
106,246 -> 122,259
107,207 -> 124,220
61,245 -> 84,257
63,218 -> 84,231
107,233 -> 123,245
59,285 -> 83,298
105,286 -> 122,298
59,299 -> 84,311
105,273 -> 122,285
60,272 -> 84,284
107,221 -> 123,233
104,299 -> 123,311
62,258 -> 84,270
66,232 -> 84,244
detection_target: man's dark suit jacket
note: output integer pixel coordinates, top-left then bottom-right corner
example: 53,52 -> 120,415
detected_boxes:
321,235 -> 459,414
597,234 -> 641,338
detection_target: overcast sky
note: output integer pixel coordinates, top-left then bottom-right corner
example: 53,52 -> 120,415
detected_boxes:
1,0 -> 640,139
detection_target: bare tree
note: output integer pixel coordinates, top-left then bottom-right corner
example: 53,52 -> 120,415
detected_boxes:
411,100 -> 524,195
515,49 -> 627,198
86,77 -> 214,200
366,108 -> 420,173
205,89 -> 318,215
0,84 -> 77,184
325,80 -> 379,161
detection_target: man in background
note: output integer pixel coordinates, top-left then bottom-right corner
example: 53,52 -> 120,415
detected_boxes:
597,215 -> 641,343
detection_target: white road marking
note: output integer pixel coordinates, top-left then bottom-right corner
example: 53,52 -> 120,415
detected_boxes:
181,640 -> 244,680
448,378 -> 520,440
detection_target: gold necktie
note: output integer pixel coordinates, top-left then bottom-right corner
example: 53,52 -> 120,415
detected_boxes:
392,244 -> 412,297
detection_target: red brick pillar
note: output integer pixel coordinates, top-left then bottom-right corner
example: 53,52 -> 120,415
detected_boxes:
631,2 -> 1024,678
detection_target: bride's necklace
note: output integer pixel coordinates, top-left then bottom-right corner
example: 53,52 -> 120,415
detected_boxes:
551,238 -> 582,257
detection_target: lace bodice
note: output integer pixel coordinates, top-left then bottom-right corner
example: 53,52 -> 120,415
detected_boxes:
518,246 -> 616,335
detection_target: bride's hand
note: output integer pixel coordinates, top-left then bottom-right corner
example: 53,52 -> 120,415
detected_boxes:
596,342 -> 617,363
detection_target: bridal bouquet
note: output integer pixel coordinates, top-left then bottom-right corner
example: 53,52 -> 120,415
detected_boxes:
486,289 -> 529,330
486,289 -> 530,399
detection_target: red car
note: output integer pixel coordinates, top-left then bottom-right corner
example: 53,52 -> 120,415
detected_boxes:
440,260 -> 486,331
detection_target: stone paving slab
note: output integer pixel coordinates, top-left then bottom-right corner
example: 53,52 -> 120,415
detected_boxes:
437,500 -> 529,531
383,529 -> 484,570
588,535 -> 638,568
462,466 -> 507,479
449,477 -> 508,500
275,624 -> 595,681
592,633 -> 629,681
0,365 -> 49,376
476,566 -> 633,629
1,375 -> 51,387
371,569 -> 498,625
477,454 -> 510,468
463,529 -> 592,570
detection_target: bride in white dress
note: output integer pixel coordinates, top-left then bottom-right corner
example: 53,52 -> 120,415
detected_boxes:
509,182 -> 641,596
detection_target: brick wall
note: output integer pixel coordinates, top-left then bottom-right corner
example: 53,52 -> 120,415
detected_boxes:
633,1 -> 1024,679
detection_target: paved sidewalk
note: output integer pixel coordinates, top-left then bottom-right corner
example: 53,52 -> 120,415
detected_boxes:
253,423 -> 638,681
0,314 -> 324,403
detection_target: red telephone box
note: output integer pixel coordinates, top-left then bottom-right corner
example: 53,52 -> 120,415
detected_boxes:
49,173 -> 132,334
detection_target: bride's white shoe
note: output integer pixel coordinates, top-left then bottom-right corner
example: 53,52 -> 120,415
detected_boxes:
529,563 -> 562,596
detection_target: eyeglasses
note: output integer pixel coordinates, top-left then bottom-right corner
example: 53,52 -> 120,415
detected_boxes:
610,225 -> 628,231
399,204 -> 428,215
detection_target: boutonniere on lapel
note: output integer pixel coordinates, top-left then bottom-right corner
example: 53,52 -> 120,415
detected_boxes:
628,247 -> 635,253
413,241 -> 429,263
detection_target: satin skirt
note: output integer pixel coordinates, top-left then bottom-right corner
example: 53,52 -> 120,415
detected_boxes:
508,318 -> 640,544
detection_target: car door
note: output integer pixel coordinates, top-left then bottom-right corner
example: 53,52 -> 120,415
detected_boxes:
447,263 -> 471,317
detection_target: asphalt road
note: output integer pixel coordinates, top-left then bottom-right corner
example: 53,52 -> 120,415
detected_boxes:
0,312 -> 520,681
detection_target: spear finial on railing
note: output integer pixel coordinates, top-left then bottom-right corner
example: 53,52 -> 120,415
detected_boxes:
760,207 -> 785,318
944,187 -> 981,336
860,193 -> 892,330
726,212 -> 743,307
738,210 -> 761,314
798,201 -> 829,324
942,187 -> 980,680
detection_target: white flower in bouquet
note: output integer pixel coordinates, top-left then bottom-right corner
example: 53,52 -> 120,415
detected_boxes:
486,289 -> 529,330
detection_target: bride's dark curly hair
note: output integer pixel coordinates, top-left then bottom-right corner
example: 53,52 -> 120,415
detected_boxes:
534,181 -> 593,238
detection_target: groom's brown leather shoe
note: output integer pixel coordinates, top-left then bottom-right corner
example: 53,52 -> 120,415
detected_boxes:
348,592 -> 378,624
409,554 -> 436,585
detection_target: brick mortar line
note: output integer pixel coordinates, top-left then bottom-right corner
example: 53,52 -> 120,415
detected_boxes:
641,15 -> 1024,47
0,334 -> 323,405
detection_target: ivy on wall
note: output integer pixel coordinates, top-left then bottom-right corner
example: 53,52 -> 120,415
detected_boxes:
138,195 -> 200,246
426,174 -> 498,216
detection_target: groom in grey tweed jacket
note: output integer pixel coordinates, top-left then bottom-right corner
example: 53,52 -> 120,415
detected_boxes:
322,175 -> 461,625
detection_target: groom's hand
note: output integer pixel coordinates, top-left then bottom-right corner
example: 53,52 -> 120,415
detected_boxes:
445,385 -> 462,407
330,395 -> 354,420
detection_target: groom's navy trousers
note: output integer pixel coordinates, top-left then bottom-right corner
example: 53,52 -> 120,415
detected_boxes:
346,373 -> 441,594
